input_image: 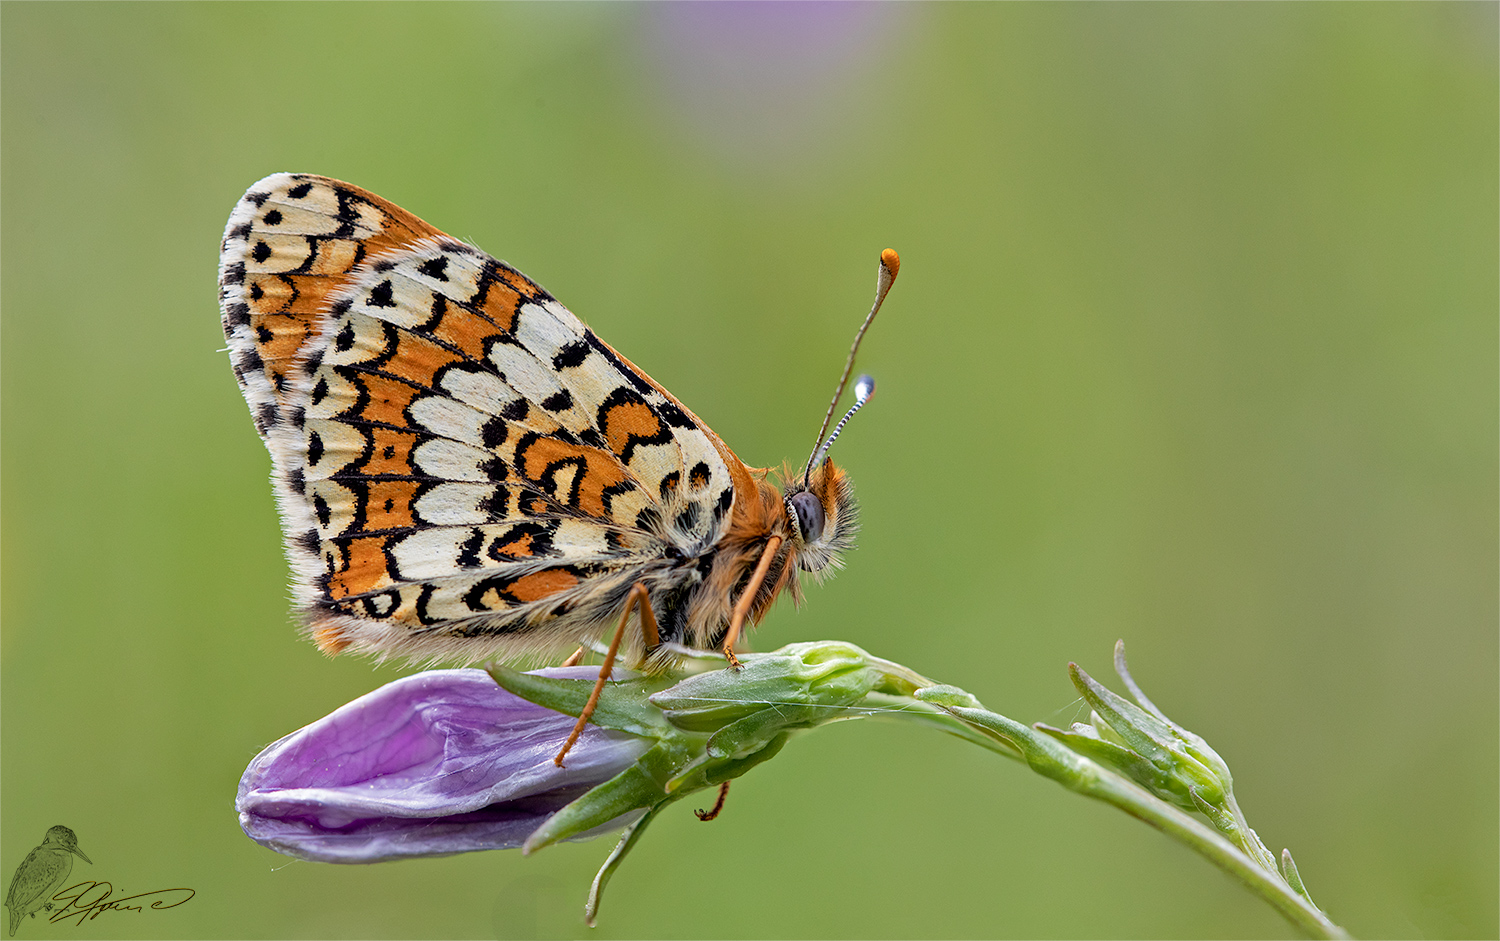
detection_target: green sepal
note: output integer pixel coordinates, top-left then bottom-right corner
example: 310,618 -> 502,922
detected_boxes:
1110,643 -> 1238,790
1188,786 -> 1236,831
704,704 -> 842,759
1089,710 -> 1132,749
1069,662 -> 1227,805
580,732 -> 790,926
671,731 -> 791,793
486,664 -> 674,739
1280,848 -> 1319,908
522,743 -> 683,853
585,805 -> 661,928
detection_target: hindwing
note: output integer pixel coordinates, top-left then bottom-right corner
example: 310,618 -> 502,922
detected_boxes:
219,174 -> 743,661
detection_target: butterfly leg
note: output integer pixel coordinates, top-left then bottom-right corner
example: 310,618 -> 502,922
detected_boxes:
553,582 -> 657,767
695,781 -> 731,821
720,534 -> 784,669
560,646 -> 587,668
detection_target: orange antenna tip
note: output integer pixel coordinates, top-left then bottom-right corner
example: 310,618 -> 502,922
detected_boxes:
880,248 -> 900,279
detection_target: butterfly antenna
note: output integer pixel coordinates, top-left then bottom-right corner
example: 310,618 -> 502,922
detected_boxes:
807,375 -> 875,482
804,249 -> 900,486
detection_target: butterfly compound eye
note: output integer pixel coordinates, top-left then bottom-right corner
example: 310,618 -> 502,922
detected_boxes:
789,491 -> 826,545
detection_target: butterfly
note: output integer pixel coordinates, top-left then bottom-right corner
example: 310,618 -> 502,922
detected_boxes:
219,174 -> 898,761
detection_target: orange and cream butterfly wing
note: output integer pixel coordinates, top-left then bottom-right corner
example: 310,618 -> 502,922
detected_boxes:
219,174 -> 746,663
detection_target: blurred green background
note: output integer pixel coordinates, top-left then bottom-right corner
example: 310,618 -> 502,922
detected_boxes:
4,3 -> 1495,938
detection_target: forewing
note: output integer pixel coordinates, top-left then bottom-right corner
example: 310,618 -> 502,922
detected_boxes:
218,175 -> 739,662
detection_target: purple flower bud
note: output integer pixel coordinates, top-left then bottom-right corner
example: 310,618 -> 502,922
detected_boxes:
237,668 -> 652,863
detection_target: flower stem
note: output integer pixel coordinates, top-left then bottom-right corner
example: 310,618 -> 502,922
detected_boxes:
914,692 -> 1350,940
1073,757 -> 1346,939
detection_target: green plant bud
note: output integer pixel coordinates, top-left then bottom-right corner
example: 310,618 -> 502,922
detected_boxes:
1070,662 -> 1229,806
649,641 -> 884,731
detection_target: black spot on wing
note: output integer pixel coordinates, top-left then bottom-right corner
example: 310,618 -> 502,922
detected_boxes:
456,528 -> 484,568
480,455 -> 509,482
255,402 -> 278,433
658,399 -> 693,428
417,256 -> 450,281
481,415 -> 508,449
237,347 -> 263,375
553,340 -> 590,370
296,529 -> 320,553
658,471 -> 680,499
478,485 -> 511,519
634,506 -> 662,535
460,578 -> 525,618
368,280 -> 396,308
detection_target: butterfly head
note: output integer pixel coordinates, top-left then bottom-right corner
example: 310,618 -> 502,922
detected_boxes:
785,366 -> 876,573
783,456 -> 857,575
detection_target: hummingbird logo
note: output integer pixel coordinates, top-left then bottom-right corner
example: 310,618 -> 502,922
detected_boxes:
5,826 -> 90,936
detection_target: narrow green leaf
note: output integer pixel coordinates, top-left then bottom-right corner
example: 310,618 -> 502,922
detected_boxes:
585,806 -> 662,928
